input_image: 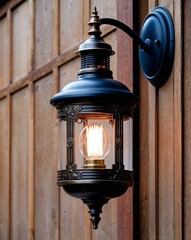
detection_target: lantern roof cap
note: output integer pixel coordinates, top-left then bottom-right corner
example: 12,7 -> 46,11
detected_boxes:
50,72 -> 139,110
77,7 -> 114,56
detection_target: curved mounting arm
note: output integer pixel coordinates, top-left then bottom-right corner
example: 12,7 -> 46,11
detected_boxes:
100,18 -> 148,51
100,7 -> 175,88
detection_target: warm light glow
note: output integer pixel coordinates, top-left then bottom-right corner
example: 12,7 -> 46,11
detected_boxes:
86,124 -> 104,159
79,123 -> 110,161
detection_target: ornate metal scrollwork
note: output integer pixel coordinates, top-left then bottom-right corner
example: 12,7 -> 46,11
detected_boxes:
57,104 -> 82,121
108,165 -> 124,180
116,137 -> 123,149
107,165 -> 132,181
58,164 -> 82,181
67,137 -> 74,148
107,104 -> 133,118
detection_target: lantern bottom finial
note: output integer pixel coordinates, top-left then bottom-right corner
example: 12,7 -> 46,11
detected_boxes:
83,198 -> 108,229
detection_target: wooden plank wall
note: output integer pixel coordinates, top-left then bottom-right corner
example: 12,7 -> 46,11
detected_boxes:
0,0 -> 186,239
138,0 -> 183,239
184,0 -> 191,239
0,0 -> 134,239
116,1 -> 133,240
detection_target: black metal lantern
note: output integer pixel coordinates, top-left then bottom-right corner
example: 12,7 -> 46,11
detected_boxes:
50,7 -> 174,229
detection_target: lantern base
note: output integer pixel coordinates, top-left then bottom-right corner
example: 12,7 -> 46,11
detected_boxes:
58,168 -> 133,229
61,179 -> 131,229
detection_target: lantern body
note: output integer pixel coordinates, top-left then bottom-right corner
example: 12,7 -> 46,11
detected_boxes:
50,9 -> 139,229
58,113 -> 133,171
49,5 -> 176,229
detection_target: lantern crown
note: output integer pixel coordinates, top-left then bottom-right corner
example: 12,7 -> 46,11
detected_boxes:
50,9 -> 139,115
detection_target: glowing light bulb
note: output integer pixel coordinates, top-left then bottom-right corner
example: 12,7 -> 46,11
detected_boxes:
79,123 -> 110,169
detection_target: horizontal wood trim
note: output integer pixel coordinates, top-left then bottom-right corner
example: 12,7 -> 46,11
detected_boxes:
0,0 -> 25,18
0,27 -> 116,99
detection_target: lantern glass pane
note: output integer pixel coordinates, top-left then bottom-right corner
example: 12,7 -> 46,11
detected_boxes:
123,119 -> 133,170
58,121 -> 66,170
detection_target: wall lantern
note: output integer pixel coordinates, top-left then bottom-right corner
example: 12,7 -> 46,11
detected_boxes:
50,6 -> 174,229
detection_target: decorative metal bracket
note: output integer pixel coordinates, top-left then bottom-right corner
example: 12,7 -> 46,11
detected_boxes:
100,6 -> 175,87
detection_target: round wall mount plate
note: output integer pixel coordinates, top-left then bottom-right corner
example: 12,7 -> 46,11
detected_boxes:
139,7 -> 175,88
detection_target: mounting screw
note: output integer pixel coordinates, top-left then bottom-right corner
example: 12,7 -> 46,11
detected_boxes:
154,39 -> 161,47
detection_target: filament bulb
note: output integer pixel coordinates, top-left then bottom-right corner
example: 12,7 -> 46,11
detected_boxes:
78,123 -> 110,169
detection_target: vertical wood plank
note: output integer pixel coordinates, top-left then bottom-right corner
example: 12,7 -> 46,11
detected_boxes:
157,2 -> 174,238
184,0 -> 191,239
34,0 -> 53,68
28,1 -> 34,239
59,0 -> 84,53
52,0 -> 59,238
158,68 -> 174,240
52,68 -> 59,240
146,5 -> 158,238
12,1 -> 30,82
53,0 -> 59,58
11,88 -> 29,240
34,74 -> 59,240
28,82 -> 34,240
7,8 -> 12,85
148,85 -> 158,240
0,16 -> 8,89
60,193 -> 89,240
147,2 -> 158,239
28,0 -> 34,70
140,1 -> 182,240
6,9 -> 11,240
134,1 -> 150,239
116,1 -> 133,240
173,1 -> 182,240
0,98 -> 9,240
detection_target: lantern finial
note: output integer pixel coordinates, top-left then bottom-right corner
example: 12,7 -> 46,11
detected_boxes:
92,7 -> 98,16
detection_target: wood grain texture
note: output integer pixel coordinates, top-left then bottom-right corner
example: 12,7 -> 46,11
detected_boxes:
147,5 -> 158,240
12,1 -> 30,82
34,74 -> 59,240
138,1 -> 183,239
147,1 -> 182,240
0,17 -> 8,89
59,0 -> 84,54
173,1 -> 182,239
184,0 -> 191,239
0,1 -> 184,239
34,0 -> 53,68
0,98 -> 9,240
11,88 -> 29,239
157,1 -> 182,240
28,1 -> 35,237
116,1 -> 133,239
